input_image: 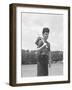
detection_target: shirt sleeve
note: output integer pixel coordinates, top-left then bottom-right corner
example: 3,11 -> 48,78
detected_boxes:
35,37 -> 42,46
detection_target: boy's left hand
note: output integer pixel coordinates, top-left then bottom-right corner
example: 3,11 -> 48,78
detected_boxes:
49,61 -> 51,68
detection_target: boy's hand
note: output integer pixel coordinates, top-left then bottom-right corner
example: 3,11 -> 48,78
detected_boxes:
49,60 -> 51,68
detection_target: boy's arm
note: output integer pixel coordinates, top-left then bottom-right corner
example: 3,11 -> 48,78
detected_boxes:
35,37 -> 47,51
37,42 -> 46,51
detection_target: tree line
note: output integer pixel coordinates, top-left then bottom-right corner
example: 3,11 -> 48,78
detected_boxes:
21,49 -> 63,64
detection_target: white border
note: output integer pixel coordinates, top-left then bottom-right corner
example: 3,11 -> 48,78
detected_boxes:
16,7 -> 68,83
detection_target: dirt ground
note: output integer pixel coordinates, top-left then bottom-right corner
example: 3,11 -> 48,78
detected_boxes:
21,62 -> 63,77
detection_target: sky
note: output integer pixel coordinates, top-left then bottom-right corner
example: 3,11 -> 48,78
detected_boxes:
21,12 -> 64,51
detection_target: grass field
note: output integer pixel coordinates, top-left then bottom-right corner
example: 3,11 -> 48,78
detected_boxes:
21,62 -> 63,77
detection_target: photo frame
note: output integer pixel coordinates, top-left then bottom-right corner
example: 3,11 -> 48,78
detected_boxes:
9,3 -> 70,86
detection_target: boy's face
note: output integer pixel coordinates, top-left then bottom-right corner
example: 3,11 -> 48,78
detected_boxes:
43,32 -> 49,41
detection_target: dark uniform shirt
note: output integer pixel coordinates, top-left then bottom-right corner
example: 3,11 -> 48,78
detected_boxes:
39,41 -> 50,55
36,40 -> 50,76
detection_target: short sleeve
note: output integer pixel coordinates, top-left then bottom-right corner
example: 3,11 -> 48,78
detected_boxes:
35,37 -> 42,46
35,37 -> 44,48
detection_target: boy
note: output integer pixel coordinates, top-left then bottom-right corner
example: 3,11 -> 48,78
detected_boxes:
35,27 -> 51,76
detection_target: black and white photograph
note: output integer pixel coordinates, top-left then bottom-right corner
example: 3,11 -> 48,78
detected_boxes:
9,3 -> 70,86
21,13 -> 63,77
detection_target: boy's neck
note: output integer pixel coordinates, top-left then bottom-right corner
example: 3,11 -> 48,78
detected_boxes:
43,38 -> 47,42
44,40 -> 47,42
